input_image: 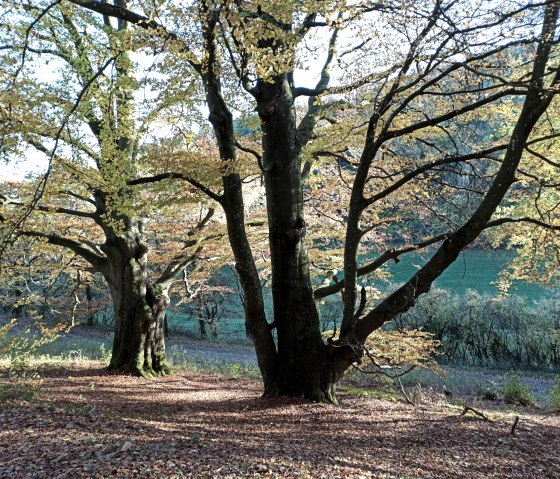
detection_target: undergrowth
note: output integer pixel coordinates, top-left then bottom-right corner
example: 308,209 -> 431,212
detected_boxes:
549,377 -> 560,411
502,374 -> 535,406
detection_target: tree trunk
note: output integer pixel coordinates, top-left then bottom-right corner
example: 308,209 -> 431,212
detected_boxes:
101,219 -> 170,377
197,296 -> 209,340
12,288 -> 23,317
164,313 -> 170,339
85,284 -> 95,326
203,60 -> 278,388
257,76 -> 345,402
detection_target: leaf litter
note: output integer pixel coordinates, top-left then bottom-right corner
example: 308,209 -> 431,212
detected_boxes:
0,363 -> 558,478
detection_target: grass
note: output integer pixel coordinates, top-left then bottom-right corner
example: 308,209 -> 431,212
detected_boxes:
1,333 -> 260,381
0,380 -> 39,405
337,385 -> 398,402
550,377 -> 560,411
167,344 -> 260,378
36,335 -> 112,361
383,248 -> 545,298
2,326 -> 560,412
502,374 -> 535,406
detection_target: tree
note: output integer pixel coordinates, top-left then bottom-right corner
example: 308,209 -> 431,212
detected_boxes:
11,0 -> 560,401
0,1 -> 226,375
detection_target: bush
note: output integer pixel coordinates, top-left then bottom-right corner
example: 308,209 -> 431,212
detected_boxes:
477,381 -> 499,401
502,374 -> 534,406
550,377 -> 560,412
390,287 -> 560,370
1,319 -> 67,379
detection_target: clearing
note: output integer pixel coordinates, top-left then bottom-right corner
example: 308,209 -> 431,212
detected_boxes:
1,363 -> 559,478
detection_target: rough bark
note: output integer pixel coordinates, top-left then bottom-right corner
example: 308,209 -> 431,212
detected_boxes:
103,248 -> 170,376
99,206 -> 170,376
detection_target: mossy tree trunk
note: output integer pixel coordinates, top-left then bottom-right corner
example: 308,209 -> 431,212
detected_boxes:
102,218 -> 170,376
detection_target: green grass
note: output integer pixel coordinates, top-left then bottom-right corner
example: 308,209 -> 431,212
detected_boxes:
0,381 -> 38,404
382,248 -> 544,298
550,377 -> 560,411
35,336 -> 112,361
337,385 -> 398,401
166,344 -> 260,378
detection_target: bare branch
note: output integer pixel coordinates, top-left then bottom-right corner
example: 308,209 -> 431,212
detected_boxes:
1,196 -> 97,220
127,173 -> 223,203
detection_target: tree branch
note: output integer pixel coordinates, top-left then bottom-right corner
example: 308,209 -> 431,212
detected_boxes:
127,173 -> 223,203
68,0 -> 202,72
314,231 -> 450,300
1,197 -> 97,220
17,230 -> 107,272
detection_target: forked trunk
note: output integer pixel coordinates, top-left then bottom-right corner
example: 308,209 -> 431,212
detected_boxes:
258,77 -> 349,402
106,258 -> 170,376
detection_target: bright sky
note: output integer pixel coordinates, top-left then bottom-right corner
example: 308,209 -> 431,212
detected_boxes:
1,158 -> 48,181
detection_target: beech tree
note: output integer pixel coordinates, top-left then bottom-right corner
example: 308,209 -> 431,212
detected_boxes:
0,1 -> 230,375
7,0 -> 560,401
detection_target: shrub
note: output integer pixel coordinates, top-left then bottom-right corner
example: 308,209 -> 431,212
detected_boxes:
502,374 -> 534,406
1,320 -> 67,379
550,377 -> 560,412
477,381 -> 499,401
390,287 -> 560,370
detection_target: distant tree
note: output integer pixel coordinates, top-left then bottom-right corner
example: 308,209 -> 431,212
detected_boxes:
8,0 -> 560,401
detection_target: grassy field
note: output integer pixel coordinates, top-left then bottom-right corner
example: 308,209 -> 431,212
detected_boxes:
381,248 -> 544,298
165,247 -> 548,341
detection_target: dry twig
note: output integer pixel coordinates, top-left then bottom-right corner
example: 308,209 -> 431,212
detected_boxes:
460,406 -> 493,422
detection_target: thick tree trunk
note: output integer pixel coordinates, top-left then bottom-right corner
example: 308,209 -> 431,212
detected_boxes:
106,262 -> 169,376
101,218 -> 170,377
258,76 -> 343,402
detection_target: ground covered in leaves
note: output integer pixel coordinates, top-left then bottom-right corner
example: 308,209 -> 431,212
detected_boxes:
1,363 -> 559,478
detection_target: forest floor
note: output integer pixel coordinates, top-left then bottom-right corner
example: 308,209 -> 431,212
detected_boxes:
0,362 -> 559,479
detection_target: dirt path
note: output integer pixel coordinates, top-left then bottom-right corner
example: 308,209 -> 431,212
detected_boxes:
169,337 -> 258,367
1,364 -> 559,478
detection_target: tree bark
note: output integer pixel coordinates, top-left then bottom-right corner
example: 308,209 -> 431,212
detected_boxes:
201,8 -> 278,389
101,216 -> 170,376
85,284 -> 95,326
257,76 -> 347,402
